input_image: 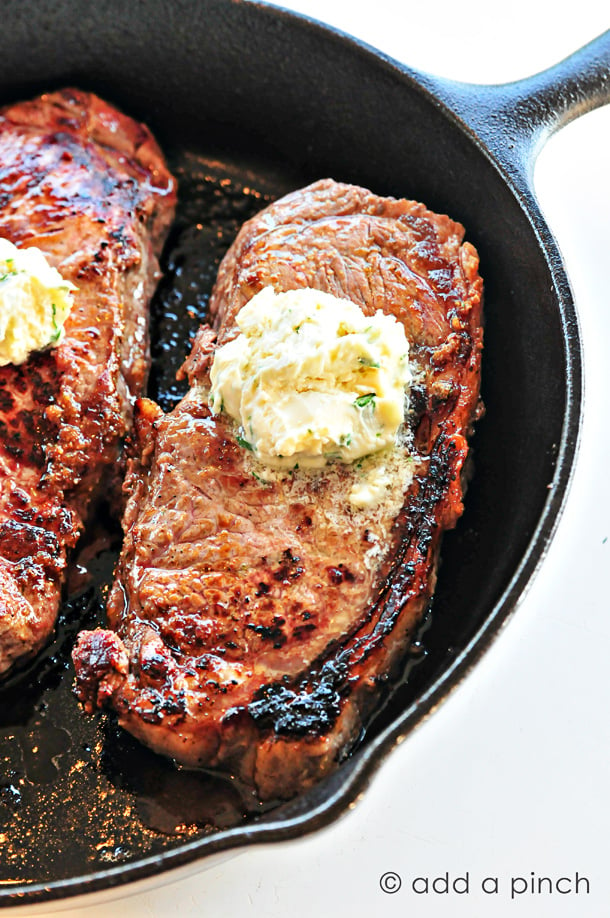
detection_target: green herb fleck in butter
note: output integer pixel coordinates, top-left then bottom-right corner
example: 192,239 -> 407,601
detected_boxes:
0,238 -> 76,366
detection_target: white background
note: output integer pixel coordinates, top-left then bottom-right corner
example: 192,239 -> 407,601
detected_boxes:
12,2 -> 610,916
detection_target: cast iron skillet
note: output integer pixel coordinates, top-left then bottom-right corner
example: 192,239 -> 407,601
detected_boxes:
0,0 -> 608,906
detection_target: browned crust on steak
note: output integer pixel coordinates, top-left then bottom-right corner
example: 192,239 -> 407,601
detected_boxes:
73,179 -> 482,799
0,89 -> 176,674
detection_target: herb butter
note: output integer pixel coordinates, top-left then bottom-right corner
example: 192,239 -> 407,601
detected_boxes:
209,286 -> 411,470
0,238 -> 76,366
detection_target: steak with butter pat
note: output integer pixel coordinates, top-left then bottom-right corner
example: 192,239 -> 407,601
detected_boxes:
72,179 -> 483,800
0,89 -> 176,675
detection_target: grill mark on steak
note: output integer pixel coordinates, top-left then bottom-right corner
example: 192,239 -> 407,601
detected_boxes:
72,178 -> 483,800
0,89 -> 176,675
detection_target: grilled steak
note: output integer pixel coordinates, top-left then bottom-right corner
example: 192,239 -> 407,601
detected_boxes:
73,178 -> 483,800
0,89 -> 176,674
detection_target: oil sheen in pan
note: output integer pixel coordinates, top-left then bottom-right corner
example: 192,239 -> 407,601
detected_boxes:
0,150 -> 432,885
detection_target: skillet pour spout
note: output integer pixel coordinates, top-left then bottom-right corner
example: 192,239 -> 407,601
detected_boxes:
0,1 -> 608,906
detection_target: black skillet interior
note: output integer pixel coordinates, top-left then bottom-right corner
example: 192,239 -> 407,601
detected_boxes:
0,0 -> 587,904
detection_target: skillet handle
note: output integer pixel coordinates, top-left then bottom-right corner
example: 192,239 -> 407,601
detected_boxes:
419,30 -> 610,191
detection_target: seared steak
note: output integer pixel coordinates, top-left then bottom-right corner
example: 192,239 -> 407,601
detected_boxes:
0,89 -> 176,674
73,179 -> 483,800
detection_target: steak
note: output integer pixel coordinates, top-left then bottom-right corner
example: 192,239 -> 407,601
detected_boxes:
0,89 -> 176,674
72,178 -> 483,800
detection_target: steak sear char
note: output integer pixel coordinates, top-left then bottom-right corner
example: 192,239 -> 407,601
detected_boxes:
0,89 -> 176,674
73,179 -> 483,800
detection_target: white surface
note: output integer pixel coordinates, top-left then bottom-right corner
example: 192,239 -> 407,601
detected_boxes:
16,3 -> 610,916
